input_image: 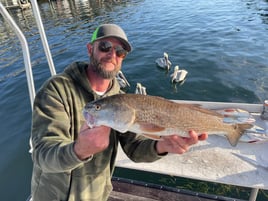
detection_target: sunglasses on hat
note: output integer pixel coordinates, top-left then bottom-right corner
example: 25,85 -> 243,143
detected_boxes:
98,41 -> 128,59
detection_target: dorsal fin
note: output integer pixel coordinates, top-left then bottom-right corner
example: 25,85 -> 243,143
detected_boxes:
179,103 -> 224,118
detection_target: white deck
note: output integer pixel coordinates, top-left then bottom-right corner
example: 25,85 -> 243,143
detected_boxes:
115,100 -> 268,190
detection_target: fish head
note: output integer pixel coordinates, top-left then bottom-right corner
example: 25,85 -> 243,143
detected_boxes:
82,106 -> 97,128
83,100 -> 117,128
82,96 -> 136,132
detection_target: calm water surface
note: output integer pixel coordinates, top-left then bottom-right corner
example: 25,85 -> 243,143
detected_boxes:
0,0 -> 268,200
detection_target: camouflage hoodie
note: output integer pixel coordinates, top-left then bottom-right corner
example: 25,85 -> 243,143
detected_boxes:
30,62 -> 162,201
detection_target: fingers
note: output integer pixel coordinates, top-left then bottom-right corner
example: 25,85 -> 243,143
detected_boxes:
188,130 -> 208,141
198,133 -> 208,141
188,130 -> 199,144
156,131 -> 208,155
75,124 -> 111,160
160,135 -> 190,154
170,135 -> 189,152
80,122 -> 90,133
80,123 -> 111,137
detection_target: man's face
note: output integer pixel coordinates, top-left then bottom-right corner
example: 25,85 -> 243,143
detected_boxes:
89,38 -> 127,79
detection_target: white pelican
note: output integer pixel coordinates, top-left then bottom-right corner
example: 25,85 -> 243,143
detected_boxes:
170,65 -> 188,83
155,52 -> 172,70
135,83 -> 147,95
116,70 -> 130,89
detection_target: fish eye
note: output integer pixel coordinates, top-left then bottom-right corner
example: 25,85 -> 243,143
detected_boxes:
95,104 -> 101,111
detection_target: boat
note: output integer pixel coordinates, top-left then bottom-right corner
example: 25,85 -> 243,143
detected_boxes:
1,2 -> 268,201
108,176 -> 247,201
26,175 -> 246,201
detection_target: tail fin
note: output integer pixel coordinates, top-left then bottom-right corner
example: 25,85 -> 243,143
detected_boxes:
227,123 -> 253,146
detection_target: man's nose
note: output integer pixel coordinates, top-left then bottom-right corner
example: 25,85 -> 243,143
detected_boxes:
107,47 -> 117,58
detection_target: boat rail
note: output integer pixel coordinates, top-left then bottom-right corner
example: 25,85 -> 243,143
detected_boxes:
0,0 -> 56,106
0,2 -> 35,108
0,2 -> 263,201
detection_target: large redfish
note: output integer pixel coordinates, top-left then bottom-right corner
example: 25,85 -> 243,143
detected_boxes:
83,94 -> 253,146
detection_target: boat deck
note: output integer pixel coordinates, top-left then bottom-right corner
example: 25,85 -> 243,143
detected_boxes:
109,177 -> 246,201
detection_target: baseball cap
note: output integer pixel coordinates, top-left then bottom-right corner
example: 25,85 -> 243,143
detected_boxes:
91,24 -> 132,52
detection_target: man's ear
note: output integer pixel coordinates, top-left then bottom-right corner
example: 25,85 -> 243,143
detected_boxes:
87,43 -> 93,56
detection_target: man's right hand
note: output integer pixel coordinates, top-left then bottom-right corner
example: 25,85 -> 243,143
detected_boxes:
74,122 -> 111,160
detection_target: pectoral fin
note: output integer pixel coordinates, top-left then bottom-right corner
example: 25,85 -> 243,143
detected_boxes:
142,134 -> 162,140
139,122 -> 166,132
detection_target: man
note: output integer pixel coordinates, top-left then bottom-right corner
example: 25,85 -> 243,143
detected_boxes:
30,23 -> 207,201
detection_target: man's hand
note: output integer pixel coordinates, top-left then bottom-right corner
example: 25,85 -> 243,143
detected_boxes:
74,122 -> 111,160
155,130 -> 208,155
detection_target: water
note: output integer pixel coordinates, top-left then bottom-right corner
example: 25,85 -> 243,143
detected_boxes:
0,0 -> 268,200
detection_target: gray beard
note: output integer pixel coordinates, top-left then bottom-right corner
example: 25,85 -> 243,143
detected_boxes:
90,52 -> 119,79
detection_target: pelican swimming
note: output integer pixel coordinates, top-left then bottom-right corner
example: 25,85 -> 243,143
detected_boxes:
116,70 -> 130,89
155,52 -> 172,70
135,83 -> 147,95
170,65 -> 188,83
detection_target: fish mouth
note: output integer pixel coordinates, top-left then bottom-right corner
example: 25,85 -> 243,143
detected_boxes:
82,109 -> 95,128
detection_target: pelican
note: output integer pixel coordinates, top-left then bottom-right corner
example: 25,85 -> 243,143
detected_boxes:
170,65 -> 188,83
135,83 -> 147,95
116,70 -> 130,89
155,52 -> 172,70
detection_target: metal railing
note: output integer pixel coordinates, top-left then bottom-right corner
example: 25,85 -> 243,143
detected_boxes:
0,0 -> 56,154
0,0 -> 56,107
31,0 -> 56,76
0,2 -> 35,108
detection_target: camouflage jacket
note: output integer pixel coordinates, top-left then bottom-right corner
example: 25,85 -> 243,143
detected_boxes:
30,62 -> 162,201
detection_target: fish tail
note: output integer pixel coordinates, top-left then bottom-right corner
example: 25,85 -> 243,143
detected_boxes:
226,123 -> 253,147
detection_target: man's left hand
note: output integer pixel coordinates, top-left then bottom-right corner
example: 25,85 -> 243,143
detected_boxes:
155,130 -> 208,155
